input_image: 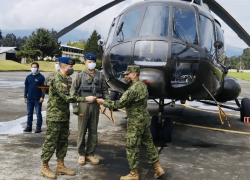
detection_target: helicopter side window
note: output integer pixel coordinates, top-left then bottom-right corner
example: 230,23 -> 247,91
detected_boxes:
139,6 -> 170,37
106,15 -> 122,48
173,8 -> 198,44
110,42 -> 132,78
114,9 -> 141,42
134,41 -> 168,66
199,15 -> 215,54
215,22 -> 225,53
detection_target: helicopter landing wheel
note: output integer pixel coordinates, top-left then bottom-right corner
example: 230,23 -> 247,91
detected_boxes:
162,117 -> 173,143
150,116 -> 173,143
240,98 -> 250,122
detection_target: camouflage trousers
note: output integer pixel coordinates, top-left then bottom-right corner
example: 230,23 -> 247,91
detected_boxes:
77,102 -> 100,156
126,116 -> 159,169
41,121 -> 70,162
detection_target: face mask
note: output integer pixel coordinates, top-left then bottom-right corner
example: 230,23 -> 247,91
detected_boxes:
67,67 -> 74,76
87,62 -> 96,70
55,64 -> 60,71
124,77 -> 132,84
31,68 -> 38,74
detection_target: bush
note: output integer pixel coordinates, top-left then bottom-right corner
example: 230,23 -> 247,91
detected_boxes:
237,68 -> 239,72
26,58 -> 32,64
96,59 -> 102,70
72,57 -> 82,64
45,58 -> 52,61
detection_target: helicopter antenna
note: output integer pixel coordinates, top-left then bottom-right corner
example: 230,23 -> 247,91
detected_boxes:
190,0 -> 194,5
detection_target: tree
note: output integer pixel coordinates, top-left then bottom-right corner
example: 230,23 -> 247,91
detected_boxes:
22,28 -> 61,59
83,30 -> 102,59
16,50 -> 42,62
0,30 -> 2,40
2,33 -> 16,47
67,40 -> 86,50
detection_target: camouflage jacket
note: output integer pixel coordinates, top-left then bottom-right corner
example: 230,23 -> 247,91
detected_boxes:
45,72 -> 72,94
103,80 -> 149,119
70,69 -> 110,107
46,72 -> 85,122
45,72 -> 72,86
45,72 -> 57,86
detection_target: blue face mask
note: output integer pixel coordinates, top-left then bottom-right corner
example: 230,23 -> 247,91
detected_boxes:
31,68 -> 38,74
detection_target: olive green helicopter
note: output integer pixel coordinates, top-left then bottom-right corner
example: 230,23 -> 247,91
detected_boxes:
54,0 -> 250,143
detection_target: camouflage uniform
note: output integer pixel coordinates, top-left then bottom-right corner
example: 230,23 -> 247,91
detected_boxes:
45,72 -> 57,86
45,72 -> 72,88
71,69 -> 110,156
41,72 -> 85,162
103,68 -> 159,169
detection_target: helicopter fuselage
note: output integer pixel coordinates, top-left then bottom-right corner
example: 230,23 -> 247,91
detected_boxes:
102,0 -> 241,102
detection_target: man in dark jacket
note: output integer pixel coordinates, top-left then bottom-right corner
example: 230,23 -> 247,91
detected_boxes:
23,62 -> 45,133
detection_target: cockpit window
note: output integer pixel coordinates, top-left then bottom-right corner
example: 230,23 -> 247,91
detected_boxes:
106,15 -> 122,48
134,41 -> 168,66
199,15 -> 215,54
114,9 -> 141,42
173,8 -> 198,44
139,6 -> 170,37
215,22 -> 225,52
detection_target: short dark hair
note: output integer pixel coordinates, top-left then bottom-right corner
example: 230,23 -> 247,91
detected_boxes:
31,62 -> 39,68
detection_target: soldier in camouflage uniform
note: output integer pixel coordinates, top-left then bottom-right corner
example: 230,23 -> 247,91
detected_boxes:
40,57 -> 97,179
97,65 -> 165,180
70,53 -> 110,166
45,61 -> 72,89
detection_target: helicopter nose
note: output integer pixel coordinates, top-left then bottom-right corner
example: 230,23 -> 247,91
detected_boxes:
139,68 -> 168,98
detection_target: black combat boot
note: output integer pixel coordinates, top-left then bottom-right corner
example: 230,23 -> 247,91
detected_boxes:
35,128 -> 42,133
23,126 -> 32,132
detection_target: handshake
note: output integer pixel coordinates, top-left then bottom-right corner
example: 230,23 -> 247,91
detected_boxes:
73,97 -> 105,115
84,96 -> 105,105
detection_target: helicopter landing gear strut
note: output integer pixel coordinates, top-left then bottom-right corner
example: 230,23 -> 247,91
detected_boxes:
150,98 -> 174,143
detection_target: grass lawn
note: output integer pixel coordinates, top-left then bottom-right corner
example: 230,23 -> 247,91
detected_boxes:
0,60 -> 85,72
228,72 -> 250,82
1,60 -> 249,82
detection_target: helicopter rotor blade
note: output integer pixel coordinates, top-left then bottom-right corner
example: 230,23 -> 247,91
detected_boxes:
54,0 -> 125,39
203,0 -> 250,47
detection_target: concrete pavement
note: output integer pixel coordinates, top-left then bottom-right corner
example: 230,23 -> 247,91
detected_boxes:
0,72 -> 250,180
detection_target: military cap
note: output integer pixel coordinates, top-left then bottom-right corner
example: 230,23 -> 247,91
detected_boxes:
58,57 -> 75,65
123,65 -> 140,75
85,53 -> 96,61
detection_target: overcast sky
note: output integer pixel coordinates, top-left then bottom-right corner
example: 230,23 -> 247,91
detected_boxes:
0,0 -> 249,48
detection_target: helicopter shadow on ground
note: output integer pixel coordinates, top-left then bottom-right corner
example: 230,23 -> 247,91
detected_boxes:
147,102 -> 247,131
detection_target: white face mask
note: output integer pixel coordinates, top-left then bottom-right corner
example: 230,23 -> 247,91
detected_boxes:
87,62 -> 96,70
55,64 -> 60,71
31,68 -> 38,74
